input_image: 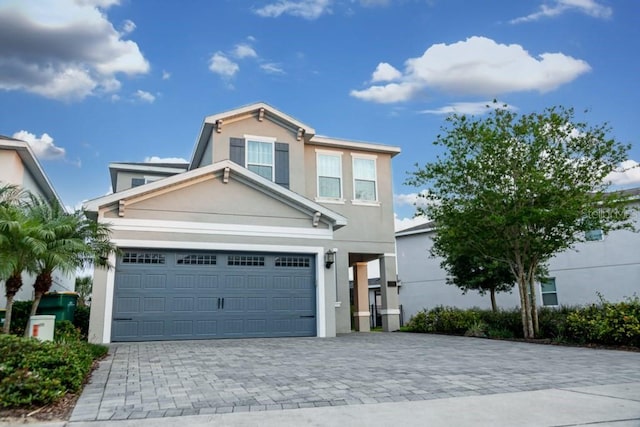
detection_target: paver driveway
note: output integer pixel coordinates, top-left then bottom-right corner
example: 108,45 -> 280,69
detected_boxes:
71,333 -> 640,422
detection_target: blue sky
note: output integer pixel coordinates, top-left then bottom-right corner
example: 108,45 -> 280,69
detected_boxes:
1,0 -> 638,230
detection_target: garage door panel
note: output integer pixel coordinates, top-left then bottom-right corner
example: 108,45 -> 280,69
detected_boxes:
173,320 -> 193,336
141,320 -> 165,337
173,297 -> 195,311
195,320 -> 218,335
174,275 -> 196,289
197,297 -> 218,312
197,275 -> 218,288
143,274 -> 166,289
116,274 -> 142,290
114,297 -> 140,314
112,250 -> 316,342
143,297 -> 165,313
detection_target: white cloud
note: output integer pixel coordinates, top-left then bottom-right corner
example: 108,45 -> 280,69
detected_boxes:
605,160 -> 640,186
260,63 -> 285,74
209,52 -> 239,77
394,214 -> 430,232
162,70 -> 171,80
351,36 -> 590,103
233,43 -> 258,59
371,62 -> 402,83
121,19 -> 136,34
144,156 -> 188,163
419,101 -> 516,115
511,0 -> 612,24
0,0 -> 150,101
254,0 -> 332,19
394,192 -> 431,208
134,89 -> 155,103
13,130 -> 66,160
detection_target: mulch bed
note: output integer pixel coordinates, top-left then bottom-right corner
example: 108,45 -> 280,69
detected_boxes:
0,392 -> 79,423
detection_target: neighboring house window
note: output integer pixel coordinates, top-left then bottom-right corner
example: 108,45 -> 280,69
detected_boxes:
317,152 -> 342,199
247,139 -> 274,180
131,178 -> 146,187
352,155 -> 377,202
540,278 -> 558,306
585,229 -> 603,241
131,176 -> 160,188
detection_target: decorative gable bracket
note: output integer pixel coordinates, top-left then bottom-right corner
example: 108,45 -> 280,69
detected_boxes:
118,200 -> 126,217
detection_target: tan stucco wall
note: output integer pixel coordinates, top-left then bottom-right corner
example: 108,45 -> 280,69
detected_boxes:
0,150 -> 24,185
103,175 -> 326,229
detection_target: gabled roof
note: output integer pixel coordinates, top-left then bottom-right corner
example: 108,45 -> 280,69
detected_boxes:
0,135 -> 63,206
85,160 -> 347,230
190,102 -> 316,169
310,135 -> 401,158
108,162 -> 189,192
395,220 -> 435,237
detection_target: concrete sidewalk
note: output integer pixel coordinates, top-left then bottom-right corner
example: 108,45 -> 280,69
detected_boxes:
9,382 -> 640,427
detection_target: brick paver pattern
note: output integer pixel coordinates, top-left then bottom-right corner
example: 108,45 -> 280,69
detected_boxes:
70,333 -> 640,421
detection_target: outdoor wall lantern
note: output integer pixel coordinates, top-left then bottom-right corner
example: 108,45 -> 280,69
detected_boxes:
324,250 -> 336,269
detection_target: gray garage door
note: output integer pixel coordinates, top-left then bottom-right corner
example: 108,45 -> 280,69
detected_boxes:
111,250 -> 316,342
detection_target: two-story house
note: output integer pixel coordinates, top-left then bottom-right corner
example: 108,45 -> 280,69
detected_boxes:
84,103 -> 401,344
0,135 -> 73,307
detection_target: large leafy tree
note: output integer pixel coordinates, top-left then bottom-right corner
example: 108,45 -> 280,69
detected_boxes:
407,104 -> 635,338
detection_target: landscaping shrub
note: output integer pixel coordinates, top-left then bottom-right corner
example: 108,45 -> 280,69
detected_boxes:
0,332 -> 108,408
566,295 -> 640,347
406,306 -> 481,335
404,296 -> 640,348
55,319 -> 83,343
73,305 -> 91,339
8,300 -> 32,336
477,309 -> 523,338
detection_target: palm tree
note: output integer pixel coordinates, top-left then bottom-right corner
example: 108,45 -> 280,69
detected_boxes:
25,200 -> 118,331
75,276 -> 93,307
0,199 -> 47,334
24,200 -> 87,330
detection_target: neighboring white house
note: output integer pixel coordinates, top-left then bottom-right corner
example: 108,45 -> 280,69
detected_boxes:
396,189 -> 640,320
0,135 -> 74,307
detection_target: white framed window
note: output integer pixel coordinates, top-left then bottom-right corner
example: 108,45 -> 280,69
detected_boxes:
540,278 -> 558,306
352,155 -> 377,202
245,135 -> 275,180
585,229 -> 603,241
316,151 -> 343,200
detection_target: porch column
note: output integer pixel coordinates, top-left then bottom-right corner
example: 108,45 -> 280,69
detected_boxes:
379,255 -> 400,331
353,262 -> 370,332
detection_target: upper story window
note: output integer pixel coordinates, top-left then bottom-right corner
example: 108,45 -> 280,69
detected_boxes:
317,151 -> 342,199
247,138 -> 274,180
352,155 -> 377,202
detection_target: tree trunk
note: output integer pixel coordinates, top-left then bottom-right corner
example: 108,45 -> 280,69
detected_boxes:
24,271 -> 53,336
3,275 -> 23,334
490,288 -> 497,312
517,276 -> 528,338
3,294 -> 14,334
529,278 -> 539,336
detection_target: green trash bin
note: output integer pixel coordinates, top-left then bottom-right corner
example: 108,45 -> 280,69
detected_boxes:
37,292 -> 79,322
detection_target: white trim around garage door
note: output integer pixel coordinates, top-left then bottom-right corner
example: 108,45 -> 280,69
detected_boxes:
106,218 -> 334,240
102,239 -> 327,344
